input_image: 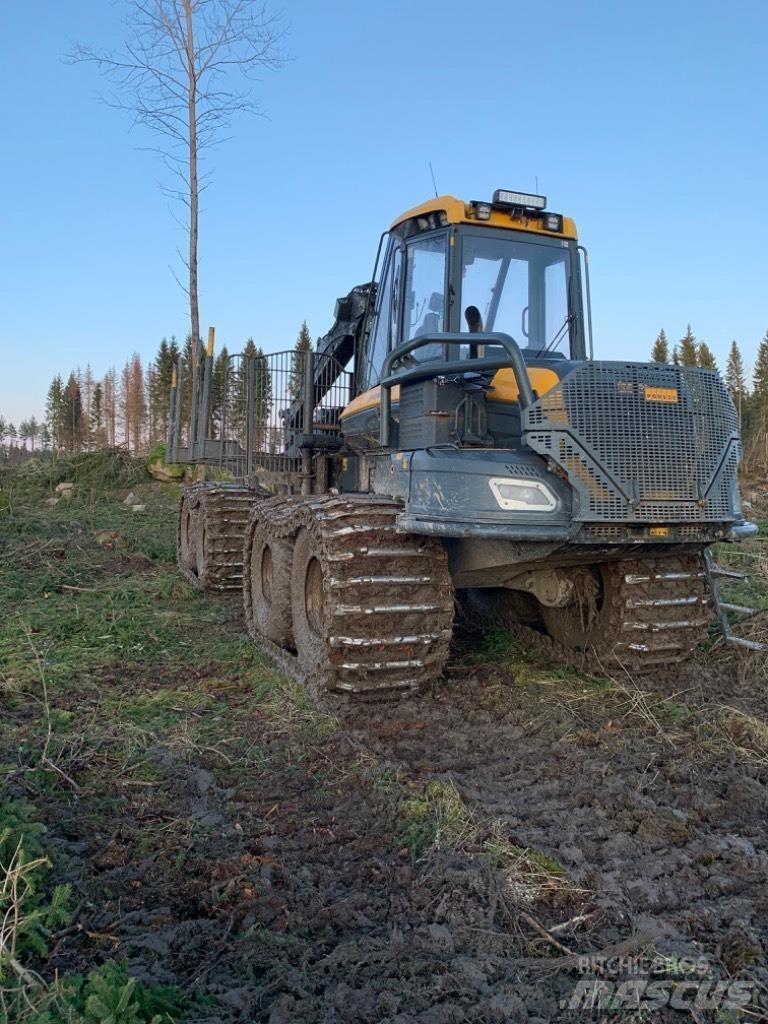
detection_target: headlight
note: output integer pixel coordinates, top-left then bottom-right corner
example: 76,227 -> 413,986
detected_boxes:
489,477 -> 557,512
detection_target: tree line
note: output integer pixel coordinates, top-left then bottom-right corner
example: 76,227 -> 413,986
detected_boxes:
650,324 -> 768,470
0,322 -> 313,459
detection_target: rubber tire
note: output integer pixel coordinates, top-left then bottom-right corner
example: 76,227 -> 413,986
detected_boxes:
195,515 -> 208,582
290,527 -> 328,696
179,495 -> 198,573
244,523 -> 294,646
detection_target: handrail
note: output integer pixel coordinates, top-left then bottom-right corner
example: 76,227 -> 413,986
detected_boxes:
379,332 -> 534,447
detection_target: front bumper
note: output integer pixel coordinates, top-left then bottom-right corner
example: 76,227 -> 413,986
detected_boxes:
730,519 -> 759,541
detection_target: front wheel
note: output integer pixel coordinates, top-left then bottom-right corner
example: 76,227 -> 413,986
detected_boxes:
287,498 -> 455,699
541,555 -> 712,671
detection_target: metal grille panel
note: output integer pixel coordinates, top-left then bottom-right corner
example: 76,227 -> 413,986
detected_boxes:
524,362 -> 740,522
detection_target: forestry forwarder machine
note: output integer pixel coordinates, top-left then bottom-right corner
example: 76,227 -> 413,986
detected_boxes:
166,188 -> 760,699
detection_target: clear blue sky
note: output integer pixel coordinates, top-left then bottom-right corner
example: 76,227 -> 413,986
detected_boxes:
1,0 -> 767,425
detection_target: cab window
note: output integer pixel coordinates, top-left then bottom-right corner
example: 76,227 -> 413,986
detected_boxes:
365,242 -> 402,385
403,233 -> 447,359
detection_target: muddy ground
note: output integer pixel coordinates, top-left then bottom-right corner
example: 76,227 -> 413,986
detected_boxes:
3,480 -> 768,1022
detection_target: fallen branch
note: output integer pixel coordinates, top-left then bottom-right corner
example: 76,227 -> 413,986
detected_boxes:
548,909 -> 602,935
519,909 -> 576,958
41,756 -> 83,795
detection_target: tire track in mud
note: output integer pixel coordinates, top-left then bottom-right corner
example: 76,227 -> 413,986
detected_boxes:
343,657 -> 768,981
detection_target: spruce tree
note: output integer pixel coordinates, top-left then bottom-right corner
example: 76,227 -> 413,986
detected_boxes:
46,375 -> 65,450
28,416 -> 39,450
651,329 -> 669,363
232,339 -> 272,449
725,340 -> 747,427
61,373 -> 83,452
152,337 -> 178,436
753,331 -> 768,401
252,345 -> 272,449
210,345 -> 230,438
232,338 -> 257,442
725,341 -> 747,402
91,381 -> 105,446
181,334 -> 195,424
678,325 -> 698,367
290,321 -> 313,400
697,342 -> 718,371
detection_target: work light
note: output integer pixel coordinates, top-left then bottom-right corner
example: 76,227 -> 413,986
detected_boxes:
470,201 -> 492,220
489,478 -> 557,512
492,189 -> 547,210
542,213 -> 563,232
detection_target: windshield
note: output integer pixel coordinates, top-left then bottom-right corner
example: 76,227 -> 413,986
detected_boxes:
460,233 -> 571,355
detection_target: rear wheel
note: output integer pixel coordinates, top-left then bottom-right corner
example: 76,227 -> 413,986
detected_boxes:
177,488 -> 203,589
176,484 -> 254,592
541,554 -> 711,671
243,513 -> 294,645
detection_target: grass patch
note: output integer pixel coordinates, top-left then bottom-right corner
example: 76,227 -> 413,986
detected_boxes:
396,779 -> 576,907
0,457 -> 290,1012
716,706 -> 768,765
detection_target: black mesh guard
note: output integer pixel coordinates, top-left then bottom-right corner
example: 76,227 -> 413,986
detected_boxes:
523,362 -> 741,523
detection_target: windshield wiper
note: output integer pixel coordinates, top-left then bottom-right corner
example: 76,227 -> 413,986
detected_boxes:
531,314 -> 574,358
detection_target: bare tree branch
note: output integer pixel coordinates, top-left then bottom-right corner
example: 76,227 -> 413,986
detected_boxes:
68,0 -> 286,343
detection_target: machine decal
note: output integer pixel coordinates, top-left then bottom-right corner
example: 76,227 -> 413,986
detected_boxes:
644,386 -> 679,404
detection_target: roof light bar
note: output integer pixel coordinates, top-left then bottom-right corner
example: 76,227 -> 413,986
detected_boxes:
493,189 -> 547,211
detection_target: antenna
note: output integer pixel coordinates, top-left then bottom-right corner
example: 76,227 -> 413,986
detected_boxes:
535,175 -> 539,192
428,162 -> 439,198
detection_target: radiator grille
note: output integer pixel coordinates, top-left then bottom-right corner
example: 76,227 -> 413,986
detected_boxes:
524,362 -> 740,523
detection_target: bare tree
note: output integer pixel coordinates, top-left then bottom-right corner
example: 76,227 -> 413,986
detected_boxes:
70,1 -> 284,346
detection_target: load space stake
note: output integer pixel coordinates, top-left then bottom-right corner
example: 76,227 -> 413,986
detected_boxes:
703,549 -> 766,652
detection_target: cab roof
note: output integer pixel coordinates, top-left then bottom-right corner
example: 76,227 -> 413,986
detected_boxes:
390,194 -> 578,240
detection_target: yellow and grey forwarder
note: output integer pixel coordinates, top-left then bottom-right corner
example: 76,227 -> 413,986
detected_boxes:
166,188 -> 759,698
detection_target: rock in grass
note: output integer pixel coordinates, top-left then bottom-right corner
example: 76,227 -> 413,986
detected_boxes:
46,496 -> 60,506
95,530 -> 124,548
123,491 -> 137,506
130,504 -> 146,513
147,441 -> 185,482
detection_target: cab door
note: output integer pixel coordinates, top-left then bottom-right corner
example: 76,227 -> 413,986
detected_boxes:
340,237 -> 403,447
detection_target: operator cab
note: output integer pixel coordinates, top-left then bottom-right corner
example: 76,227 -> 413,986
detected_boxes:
359,190 -> 588,391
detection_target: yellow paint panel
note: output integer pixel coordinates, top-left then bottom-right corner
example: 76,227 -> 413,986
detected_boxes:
644,386 -> 678,404
486,367 -> 560,403
341,367 -> 560,421
340,385 -> 399,420
649,526 -> 670,537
